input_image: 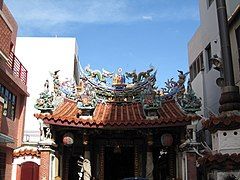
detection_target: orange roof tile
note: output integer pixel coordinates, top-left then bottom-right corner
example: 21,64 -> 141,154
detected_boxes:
198,153 -> 240,171
13,146 -> 40,158
202,113 -> 240,132
34,99 -> 200,128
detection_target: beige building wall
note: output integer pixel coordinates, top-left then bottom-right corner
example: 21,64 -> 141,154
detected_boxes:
188,0 -> 240,117
228,2 -> 240,87
188,0 -> 221,117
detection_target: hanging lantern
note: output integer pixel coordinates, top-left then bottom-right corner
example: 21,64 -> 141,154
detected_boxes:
63,133 -> 74,146
83,133 -> 89,145
113,145 -> 121,154
161,133 -> 173,147
147,133 -> 153,146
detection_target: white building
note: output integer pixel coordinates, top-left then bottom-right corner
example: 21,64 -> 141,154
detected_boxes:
15,37 -> 80,143
188,1 -> 240,179
188,0 -> 240,117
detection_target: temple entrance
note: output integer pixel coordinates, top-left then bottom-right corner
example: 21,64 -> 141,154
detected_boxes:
104,146 -> 135,180
68,155 -> 80,180
153,147 -> 176,180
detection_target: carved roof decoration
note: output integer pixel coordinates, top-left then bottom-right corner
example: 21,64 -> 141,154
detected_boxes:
34,65 -> 201,127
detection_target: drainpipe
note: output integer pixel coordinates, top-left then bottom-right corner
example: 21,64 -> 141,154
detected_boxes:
216,0 -> 240,113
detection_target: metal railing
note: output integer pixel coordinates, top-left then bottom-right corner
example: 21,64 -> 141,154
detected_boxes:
6,51 -> 28,85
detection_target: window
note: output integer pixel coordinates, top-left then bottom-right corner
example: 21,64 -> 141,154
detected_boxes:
190,65 -> 194,81
190,60 -> 197,81
10,42 -> 14,52
199,52 -> 204,70
236,26 -> 240,69
205,44 -> 212,70
0,0 -> 3,11
190,52 -> 204,81
0,152 -> 6,180
207,0 -> 214,8
0,83 -> 16,120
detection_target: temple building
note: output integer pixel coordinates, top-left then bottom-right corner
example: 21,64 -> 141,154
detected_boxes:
20,64 -> 202,180
193,0 -> 240,179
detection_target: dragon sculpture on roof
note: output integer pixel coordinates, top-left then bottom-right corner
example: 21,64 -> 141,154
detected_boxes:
34,65 -> 201,115
125,66 -> 155,84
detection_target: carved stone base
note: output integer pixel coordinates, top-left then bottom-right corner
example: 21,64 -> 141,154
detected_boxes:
219,86 -> 240,113
212,129 -> 240,154
39,139 -> 57,149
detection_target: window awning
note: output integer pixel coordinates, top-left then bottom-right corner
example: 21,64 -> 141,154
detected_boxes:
0,133 -> 14,143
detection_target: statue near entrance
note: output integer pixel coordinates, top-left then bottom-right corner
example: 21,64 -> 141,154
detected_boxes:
77,156 -> 91,180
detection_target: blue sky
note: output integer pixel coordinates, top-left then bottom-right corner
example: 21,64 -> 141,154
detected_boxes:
5,0 -> 200,87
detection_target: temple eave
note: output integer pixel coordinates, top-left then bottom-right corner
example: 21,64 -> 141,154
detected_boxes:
39,116 -> 199,129
198,153 -> 240,171
202,113 -> 240,132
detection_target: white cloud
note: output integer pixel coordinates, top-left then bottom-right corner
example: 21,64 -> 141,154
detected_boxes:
142,16 -> 153,21
6,0 -> 138,25
5,0 -> 199,34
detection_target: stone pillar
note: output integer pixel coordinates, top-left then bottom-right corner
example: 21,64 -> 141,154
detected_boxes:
63,150 -> 70,180
83,134 -> 90,160
84,150 -> 90,160
39,150 -> 51,180
99,146 -> 104,180
186,152 -> 197,180
169,147 -> 176,178
11,164 -> 17,180
146,146 -> 153,180
134,146 -> 139,177
83,135 -> 91,180
16,165 -> 21,180
38,140 -> 56,180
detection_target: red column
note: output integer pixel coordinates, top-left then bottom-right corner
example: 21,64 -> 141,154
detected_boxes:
39,150 -> 51,180
187,152 -> 197,180
16,165 -> 21,180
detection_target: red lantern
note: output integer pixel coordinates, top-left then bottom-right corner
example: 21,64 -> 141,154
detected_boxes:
83,133 -> 89,145
161,133 -> 173,146
63,133 -> 74,146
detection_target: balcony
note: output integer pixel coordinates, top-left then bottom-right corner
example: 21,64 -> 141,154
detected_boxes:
6,51 -> 28,85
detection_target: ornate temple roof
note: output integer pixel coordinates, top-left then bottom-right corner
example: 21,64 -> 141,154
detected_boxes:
34,99 -> 200,128
34,65 -> 201,129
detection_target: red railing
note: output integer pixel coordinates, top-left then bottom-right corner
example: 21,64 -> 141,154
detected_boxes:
6,51 -> 28,85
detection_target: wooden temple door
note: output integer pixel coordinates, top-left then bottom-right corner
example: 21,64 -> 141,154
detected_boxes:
94,138 -> 145,180
20,162 -> 39,180
104,146 -> 135,180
